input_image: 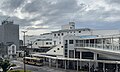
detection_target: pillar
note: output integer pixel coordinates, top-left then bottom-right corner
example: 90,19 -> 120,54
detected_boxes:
94,53 -> 98,68
74,49 -> 75,58
103,63 -> 105,72
80,61 -> 82,69
89,61 -> 91,72
65,60 -> 66,70
56,59 -> 58,68
102,39 -> 104,49
77,60 -> 79,71
112,37 -> 114,50
116,64 -> 118,72
49,58 -> 51,67
89,40 -> 90,47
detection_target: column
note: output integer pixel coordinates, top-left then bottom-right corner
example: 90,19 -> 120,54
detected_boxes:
116,64 -> 118,72
94,53 -> 98,68
102,39 -> 104,49
103,63 -> 105,72
80,61 -> 82,69
49,58 -> 51,67
77,60 -> 79,71
94,53 -> 97,60
65,60 -> 66,70
89,61 -> 91,72
74,49 -> 75,58
56,59 -> 58,68
89,40 -> 90,47
112,37 -> 114,50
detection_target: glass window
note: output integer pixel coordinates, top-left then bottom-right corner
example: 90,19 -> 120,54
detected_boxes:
79,31 -> 81,33
46,42 -> 48,45
61,33 -> 64,36
50,42 -> 52,44
59,42 -> 61,44
58,33 -> 60,36
69,40 -> 74,44
54,50 -> 56,52
54,34 -> 56,36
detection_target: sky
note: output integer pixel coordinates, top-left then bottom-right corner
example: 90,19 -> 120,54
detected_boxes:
0,0 -> 120,39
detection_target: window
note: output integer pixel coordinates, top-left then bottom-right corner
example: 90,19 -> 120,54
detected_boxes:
69,40 -> 74,44
50,42 -> 52,44
58,33 -> 60,36
59,42 -> 61,44
46,42 -> 48,45
54,34 -> 56,36
54,50 -> 56,52
12,46 -> 15,53
61,33 -> 64,36
79,31 -> 81,33
57,48 -> 59,50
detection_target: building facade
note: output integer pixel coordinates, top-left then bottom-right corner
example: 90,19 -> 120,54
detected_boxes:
28,22 -> 120,72
0,20 -> 19,58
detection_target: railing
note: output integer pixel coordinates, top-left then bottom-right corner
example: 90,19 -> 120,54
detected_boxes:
75,43 -> 120,51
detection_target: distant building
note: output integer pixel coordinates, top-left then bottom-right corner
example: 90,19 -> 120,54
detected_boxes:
0,20 -> 19,50
0,20 -> 19,58
7,44 -> 16,59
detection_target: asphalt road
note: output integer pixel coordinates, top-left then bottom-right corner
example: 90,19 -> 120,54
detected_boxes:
10,60 -> 74,72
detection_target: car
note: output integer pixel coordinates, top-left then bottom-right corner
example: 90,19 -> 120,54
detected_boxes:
8,66 -> 22,70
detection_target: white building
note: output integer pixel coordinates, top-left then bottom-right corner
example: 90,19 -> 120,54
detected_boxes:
8,44 -> 16,59
29,22 -> 120,72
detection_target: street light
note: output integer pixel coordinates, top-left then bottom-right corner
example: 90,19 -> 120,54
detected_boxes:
21,31 -> 27,72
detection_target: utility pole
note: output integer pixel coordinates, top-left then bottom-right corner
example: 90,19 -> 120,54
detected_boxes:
22,31 -> 27,72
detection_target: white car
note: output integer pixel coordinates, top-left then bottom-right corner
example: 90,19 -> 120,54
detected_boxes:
9,66 -> 22,70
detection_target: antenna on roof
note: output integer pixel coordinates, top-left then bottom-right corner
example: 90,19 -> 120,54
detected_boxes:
1,16 -> 13,25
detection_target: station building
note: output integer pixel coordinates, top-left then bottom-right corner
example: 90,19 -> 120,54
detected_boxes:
26,22 -> 120,72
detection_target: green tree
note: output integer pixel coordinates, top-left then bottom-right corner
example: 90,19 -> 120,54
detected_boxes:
0,60 -> 10,72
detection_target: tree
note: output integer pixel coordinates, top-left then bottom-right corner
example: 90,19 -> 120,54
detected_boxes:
0,60 -> 10,72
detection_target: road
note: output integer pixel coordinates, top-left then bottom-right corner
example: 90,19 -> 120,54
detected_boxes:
10,60 -> 75,72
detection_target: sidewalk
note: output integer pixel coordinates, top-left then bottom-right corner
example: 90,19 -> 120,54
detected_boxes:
40,66 -> 87,72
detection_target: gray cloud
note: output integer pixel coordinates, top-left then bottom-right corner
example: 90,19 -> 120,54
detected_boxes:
105,0 -> 120,4
0,0 -> 120,35
0,0 -> 25,12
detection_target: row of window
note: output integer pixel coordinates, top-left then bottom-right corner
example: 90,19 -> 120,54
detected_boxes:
54,33 -> 64,36
35,42 -> 52,45
54,31 -> 82,37
46,42 -> 52,45
53,48 -> 60,52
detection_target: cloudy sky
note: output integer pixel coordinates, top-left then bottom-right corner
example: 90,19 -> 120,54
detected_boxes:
0,0 -> 120,39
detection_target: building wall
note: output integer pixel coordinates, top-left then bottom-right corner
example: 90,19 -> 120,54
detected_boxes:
8,44 -> 16,55
2,23 -> 19,50
32,39 -> 53,48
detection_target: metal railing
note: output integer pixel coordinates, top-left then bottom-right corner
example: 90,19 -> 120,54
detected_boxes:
75,43 -> 120,51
